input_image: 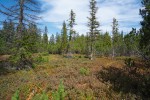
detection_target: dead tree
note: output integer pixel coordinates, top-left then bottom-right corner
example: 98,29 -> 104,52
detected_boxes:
0,0 -> 41,69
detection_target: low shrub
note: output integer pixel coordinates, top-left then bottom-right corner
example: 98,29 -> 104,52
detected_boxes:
34,54 -> 48,64
79,55 -> 82,58
34,55 -> 44,63
11,90 -> 49,100
32,92 -> 49,100
79,67 -> 90,75
124,58 -> 135,67
41,52 -> 49,56
124,58 -> 137,73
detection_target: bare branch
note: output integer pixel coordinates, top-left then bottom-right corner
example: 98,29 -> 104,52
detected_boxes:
24,5 -> 40,13
0,3 -> 19,16
24,13 -> 41,20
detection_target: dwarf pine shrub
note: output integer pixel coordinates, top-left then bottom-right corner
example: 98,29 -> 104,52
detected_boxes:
79,67 -> 90,75
52,80 -> 67,100
11,90 -> 20,100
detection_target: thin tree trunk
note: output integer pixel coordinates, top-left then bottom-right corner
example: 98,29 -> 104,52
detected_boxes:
112,42 -> 115,58
112,48 -> 115,58
15,0 -> 24,49
90,40 -> 93,60
19,0 -> 24,26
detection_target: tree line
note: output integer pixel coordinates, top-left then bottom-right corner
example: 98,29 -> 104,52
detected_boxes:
0,19 -> 140,55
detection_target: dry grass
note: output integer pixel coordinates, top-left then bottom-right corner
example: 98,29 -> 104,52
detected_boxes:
0,54 -> 149,100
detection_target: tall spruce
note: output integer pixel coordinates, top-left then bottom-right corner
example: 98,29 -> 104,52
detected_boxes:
87,0 -> 100,60
42,26 -> 49,52
124,28 -> 138,56
103,32 -> 112,56
49,34 -> 55,54
61,21 -> 68,55
1,20 -> 15,54
140,0 -> 150,61
67,9 -> 76,56
43,26 -> 49,45
0,20 -> 15,54
56,33 -> 61,54
119,31 -> 125,56
26,23 -> 39,53
112,18 -> 119,57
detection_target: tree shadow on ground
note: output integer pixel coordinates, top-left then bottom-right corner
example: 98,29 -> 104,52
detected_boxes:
0,66 -> 10,75
0,61 -> 14,76
96,65 -> 150,99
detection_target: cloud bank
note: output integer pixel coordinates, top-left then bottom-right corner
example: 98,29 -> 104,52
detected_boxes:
40,0 -> 142,34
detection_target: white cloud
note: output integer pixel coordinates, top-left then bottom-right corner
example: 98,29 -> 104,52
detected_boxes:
40,0 -> 142,35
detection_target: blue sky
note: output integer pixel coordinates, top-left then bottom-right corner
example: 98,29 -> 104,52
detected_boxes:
0,0 -> 142,35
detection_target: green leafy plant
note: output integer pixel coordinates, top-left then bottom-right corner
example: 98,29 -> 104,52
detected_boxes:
52,80 -> 67,100
79,67 -> 90,75
42,52 -> 49,56
11,90 -> 20,100
35,54 -> 44,63
79,55 -> 82,58
32,92 -> 49,100
124,58 -> 135,67
124,58 -> 137,73
34,54 -> 48,64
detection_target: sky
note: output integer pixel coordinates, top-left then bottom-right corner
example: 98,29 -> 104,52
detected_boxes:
0,0 -> 142,35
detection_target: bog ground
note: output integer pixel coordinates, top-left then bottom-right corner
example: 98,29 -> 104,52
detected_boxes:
0,54 -> 149,100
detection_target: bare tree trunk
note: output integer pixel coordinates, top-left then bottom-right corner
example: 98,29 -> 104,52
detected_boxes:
112,47 -> 115,58
67,41 -> 73,58
19,0 -> 24,26
67,29 -> 73,58
90,52 -> 93,60
90,40 -> 93,60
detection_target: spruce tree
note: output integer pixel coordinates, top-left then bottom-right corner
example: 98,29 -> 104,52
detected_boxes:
43,26 -> 49,45
74,34 -> 86,54
42,26 -> 49,52
26,23 -> 39,53
119,31 -> 125,56
103,32 -> 112,56
1,20 -> 15,54
112,18 -> 119,57
87,0 -> 100,60
0,30 -> 6,54
67,9 -> 76,56
140,0 -> 150,61
124,28 -> 138,56
49,34 -> 55,54
56,33 -> 61,54
0,0 -> 41,69
61,21 -> 68,55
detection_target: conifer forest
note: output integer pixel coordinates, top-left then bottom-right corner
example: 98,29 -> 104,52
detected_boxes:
0,0 -> 150,100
